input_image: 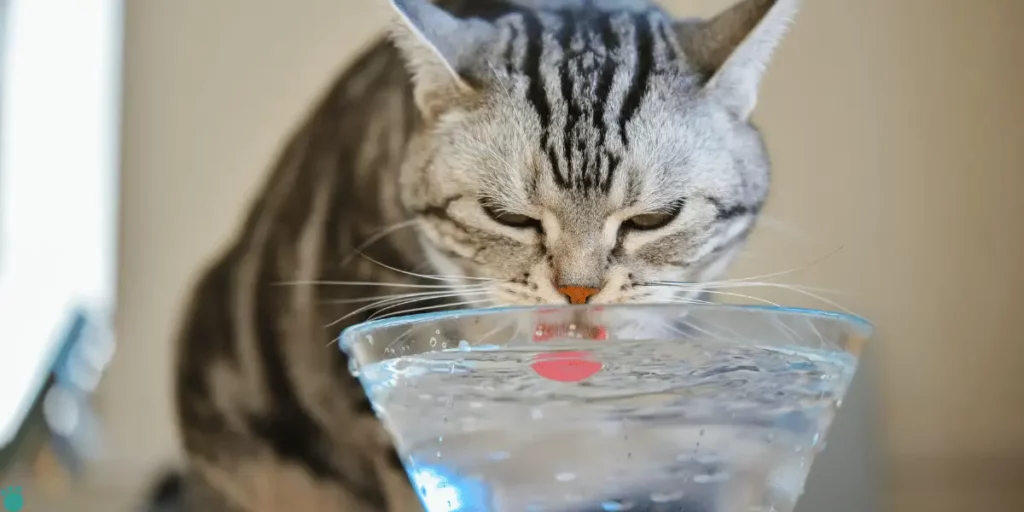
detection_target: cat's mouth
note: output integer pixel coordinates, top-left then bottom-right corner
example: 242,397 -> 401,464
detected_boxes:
531,322 -> 607,342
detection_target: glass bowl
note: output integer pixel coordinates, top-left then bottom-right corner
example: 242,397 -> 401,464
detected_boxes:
340,304 -> 872,512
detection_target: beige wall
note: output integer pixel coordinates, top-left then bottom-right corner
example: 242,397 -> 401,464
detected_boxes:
108,0 -> 380,481
681,0 -> 1024,462
100,0 -> 1023,509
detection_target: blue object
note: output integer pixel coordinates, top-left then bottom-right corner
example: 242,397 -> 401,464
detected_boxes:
407,463 -> 492,512
0,486 -> 24,512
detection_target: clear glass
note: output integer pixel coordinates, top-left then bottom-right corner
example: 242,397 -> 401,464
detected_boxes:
341,305 -> 872,512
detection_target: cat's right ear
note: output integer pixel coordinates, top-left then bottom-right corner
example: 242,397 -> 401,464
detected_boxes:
675,0 -> 800,120
388,0 -> 496,121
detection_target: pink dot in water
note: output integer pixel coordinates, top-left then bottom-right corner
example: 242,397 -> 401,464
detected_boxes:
530,323 -> 607,382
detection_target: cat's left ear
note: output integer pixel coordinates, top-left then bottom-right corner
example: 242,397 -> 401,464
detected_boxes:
388,0 -> 496,121
676,0 -> 800,120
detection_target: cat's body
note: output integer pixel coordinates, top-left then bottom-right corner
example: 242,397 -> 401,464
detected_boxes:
160,0 -> 799,510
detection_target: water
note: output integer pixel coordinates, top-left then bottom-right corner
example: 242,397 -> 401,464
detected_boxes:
358,338 -> 857,512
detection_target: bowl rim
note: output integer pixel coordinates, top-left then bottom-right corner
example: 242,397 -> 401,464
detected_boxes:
338,304 -> 873,352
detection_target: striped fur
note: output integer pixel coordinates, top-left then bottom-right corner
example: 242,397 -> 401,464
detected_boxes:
165,1 -> 798,510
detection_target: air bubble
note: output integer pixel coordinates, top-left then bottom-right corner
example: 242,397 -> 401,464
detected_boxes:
555,472 -> 576,482
429,338 -> 437,347
650,490 -> 684,503
693,471 -> 730,484
696,454 -> 719,465
601,500 -> 634,511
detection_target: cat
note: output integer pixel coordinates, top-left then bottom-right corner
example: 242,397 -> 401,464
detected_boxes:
149,0 -> 799,510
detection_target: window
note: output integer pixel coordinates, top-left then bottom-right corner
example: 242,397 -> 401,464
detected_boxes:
0,0 -> 122,451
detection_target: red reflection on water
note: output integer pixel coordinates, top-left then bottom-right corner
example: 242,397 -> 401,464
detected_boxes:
530,323 -> 606,382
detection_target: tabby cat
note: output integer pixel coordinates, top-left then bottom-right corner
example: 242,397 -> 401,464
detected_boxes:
154,0 -> 799,510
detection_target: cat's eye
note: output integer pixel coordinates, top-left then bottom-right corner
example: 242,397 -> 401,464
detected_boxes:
622,200 -> 685,231
480,201 -> 541,230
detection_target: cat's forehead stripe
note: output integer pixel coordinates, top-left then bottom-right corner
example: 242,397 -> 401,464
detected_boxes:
502,8 -> 676,194
618,13 -> 654,149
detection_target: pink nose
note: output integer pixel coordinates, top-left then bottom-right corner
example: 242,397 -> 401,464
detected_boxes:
558,286 -> 600,305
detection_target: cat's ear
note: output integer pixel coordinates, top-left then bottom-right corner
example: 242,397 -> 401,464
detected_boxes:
676,0 -> 799,120
388,0 -> 496,120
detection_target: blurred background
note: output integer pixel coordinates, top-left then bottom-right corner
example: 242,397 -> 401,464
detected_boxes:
0,0 -> 1021,510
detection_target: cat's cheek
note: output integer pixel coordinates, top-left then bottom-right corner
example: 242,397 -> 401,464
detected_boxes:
418,220 -> 477,260
618,228 -> 679,259
421,241 -> 470,281
489,287 -> 541,306
695,243 -> 745,283
526,261 -> 566,304
585,267 -> 632,304
416,225 -> 480,278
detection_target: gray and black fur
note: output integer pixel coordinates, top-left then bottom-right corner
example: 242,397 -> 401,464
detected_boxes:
157,0 -> 799,510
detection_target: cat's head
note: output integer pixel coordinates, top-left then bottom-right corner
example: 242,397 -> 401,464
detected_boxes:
390,0 -> 798,306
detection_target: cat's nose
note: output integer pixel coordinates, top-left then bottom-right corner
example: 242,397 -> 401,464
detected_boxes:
557,285 -> 600,305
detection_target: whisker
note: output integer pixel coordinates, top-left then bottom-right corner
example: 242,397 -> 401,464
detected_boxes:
339,220 -> 420,268
729,283 -> 855,315
325,298 -> 401,328
708,246 -> 846,285
368,290 -> 492,320
770,314 -> 802,345
277,280 -> 483,290
650,280 -> 838,297
692,281 -> 855,315
702,290 -> 781,307
649,281 -> 854,314
662,296 -> 716,306
675,316 -> 736,345
356,251 -> 494,282
325,290 -> 489,328
701,281 -> 840,295
411,260 -> 436,274
322,286 -> 490,305
666,307 -> 759,346
372,298 -> 497,321
660,320 -> 699,341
